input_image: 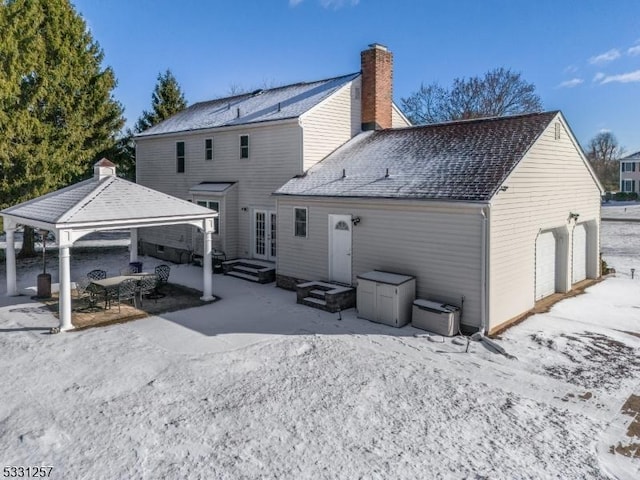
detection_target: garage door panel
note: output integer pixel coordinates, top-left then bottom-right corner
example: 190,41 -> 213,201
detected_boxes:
572,224 -> 587,284
536,231 -> 556,300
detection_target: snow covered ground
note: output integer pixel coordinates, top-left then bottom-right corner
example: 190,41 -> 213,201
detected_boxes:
602,201 -> 640,221
0,223 -> 639,479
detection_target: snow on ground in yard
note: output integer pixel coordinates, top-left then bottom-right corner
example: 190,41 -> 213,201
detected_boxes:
602,201 -> 640,221
0,226 -> 639,479
601,221 -> 640,279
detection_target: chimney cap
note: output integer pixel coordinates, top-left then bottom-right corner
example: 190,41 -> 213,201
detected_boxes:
367,43 -> 388,52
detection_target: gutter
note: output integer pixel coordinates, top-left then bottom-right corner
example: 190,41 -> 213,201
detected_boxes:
480,205 -> 490,334
134,117 -> 300,141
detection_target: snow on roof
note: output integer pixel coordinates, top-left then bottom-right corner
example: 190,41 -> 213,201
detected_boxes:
276,111 -> 560,202
135,73 -> 360,137
2,175 -> 213,226
620,151 -> 640,160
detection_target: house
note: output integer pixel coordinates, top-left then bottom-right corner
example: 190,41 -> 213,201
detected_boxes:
619,151 -> 640,194
274,111 -> 603,334
134,44 -> 410,270
136,43 -> 603,334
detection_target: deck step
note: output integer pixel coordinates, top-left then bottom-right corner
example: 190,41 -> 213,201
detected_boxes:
302,296 -> 327,307
309,289 -> 327,300
226,271 -> 260,282
233,265 -> 262,274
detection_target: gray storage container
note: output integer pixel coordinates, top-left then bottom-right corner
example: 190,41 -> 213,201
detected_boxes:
412,299 -> 460,336
357,271 -> 415,327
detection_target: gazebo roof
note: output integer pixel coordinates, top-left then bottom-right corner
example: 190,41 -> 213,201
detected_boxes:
1,159 -> 214,229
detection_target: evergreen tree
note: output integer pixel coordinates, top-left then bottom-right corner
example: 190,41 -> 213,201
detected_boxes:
135,70 -> 187,133
0,0 -> 124,255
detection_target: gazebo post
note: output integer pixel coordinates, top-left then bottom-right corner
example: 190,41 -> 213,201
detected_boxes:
200,218 -> 214,301
58,246 -> 73,331
129,228 -> 138,262
5,227 -> 17,296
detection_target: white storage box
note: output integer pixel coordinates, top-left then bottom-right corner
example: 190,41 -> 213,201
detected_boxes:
412,299 -> 460,336
357,271 -> 415,327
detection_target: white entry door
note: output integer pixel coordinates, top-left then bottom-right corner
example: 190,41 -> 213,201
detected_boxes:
535,231 -> 556,301
328,214 -> 352,285
572,224 -> 587,284
254,209 -> 276,261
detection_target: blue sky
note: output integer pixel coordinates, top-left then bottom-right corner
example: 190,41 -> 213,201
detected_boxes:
72,0 -> 640,153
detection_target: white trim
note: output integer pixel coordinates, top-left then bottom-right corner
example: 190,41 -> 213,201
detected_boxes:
293,206 -> 308,238
176,140 -> 186,173
205,137 -> 213,161
133,117 -> 299,141
554,113 -> 605,193
328,213 -> 352,284
392,102 -> 412,127
239,134 -> 250,159
299,78 -> 356,122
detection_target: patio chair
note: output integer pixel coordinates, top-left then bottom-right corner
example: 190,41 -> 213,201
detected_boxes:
151,264 -> 171,298
112,278 -> 138,312
138,275 -> 158,306
74,277 -> 101,312
87,269 -> 107,281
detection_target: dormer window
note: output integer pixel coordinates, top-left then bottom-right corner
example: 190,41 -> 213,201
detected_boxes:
240,135 -> 249,159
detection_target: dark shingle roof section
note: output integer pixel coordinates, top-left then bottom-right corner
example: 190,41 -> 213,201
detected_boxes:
276,111 -> 559,202
135,73 -> 360,137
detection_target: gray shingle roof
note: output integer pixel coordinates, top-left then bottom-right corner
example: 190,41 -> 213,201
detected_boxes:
2,175 -> 213,225
135,73 -> 360,137
621,151 -> 640,160
275,111 -> 560,202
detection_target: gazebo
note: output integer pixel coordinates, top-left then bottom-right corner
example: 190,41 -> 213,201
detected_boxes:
1,159 -> 218,331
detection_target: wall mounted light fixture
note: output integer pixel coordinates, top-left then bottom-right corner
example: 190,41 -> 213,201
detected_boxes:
241,207 -> 248,212
569,212 -> 580,221
352,216 -> 361,226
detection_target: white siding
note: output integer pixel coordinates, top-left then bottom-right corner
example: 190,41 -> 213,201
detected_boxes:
277,197 -> 484,328
392,104 -> 411,128
136,121 -> 302,258
489,115 -> 601,331
300,78 -> 361,171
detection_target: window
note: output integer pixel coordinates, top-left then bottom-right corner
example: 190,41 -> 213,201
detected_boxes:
156,245 -> 165,253
240,135 -> 249,159
622,162 -> 636,173
294,207 -> 307,237
197,200 -> 220,233
622,179 -> 636,193
205,138 -> 213,161
176,141 -> 185,173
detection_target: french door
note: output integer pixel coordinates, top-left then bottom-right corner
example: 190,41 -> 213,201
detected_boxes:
253,209 -> 276,261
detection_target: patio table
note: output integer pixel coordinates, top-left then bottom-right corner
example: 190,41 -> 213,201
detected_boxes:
90,273 -> 155,309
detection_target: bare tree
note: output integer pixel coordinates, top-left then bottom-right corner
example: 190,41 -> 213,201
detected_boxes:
586,132 -> 624,191
401,68 -> 543,124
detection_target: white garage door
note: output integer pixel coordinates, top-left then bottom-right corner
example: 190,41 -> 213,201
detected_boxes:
535,231 -> 556,301
572,224 -> 587,284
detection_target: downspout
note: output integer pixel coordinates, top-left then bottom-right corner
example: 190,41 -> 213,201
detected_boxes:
480,205 -> 490,335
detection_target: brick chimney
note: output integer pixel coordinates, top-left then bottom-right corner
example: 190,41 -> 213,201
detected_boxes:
360,43 -> 393,131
